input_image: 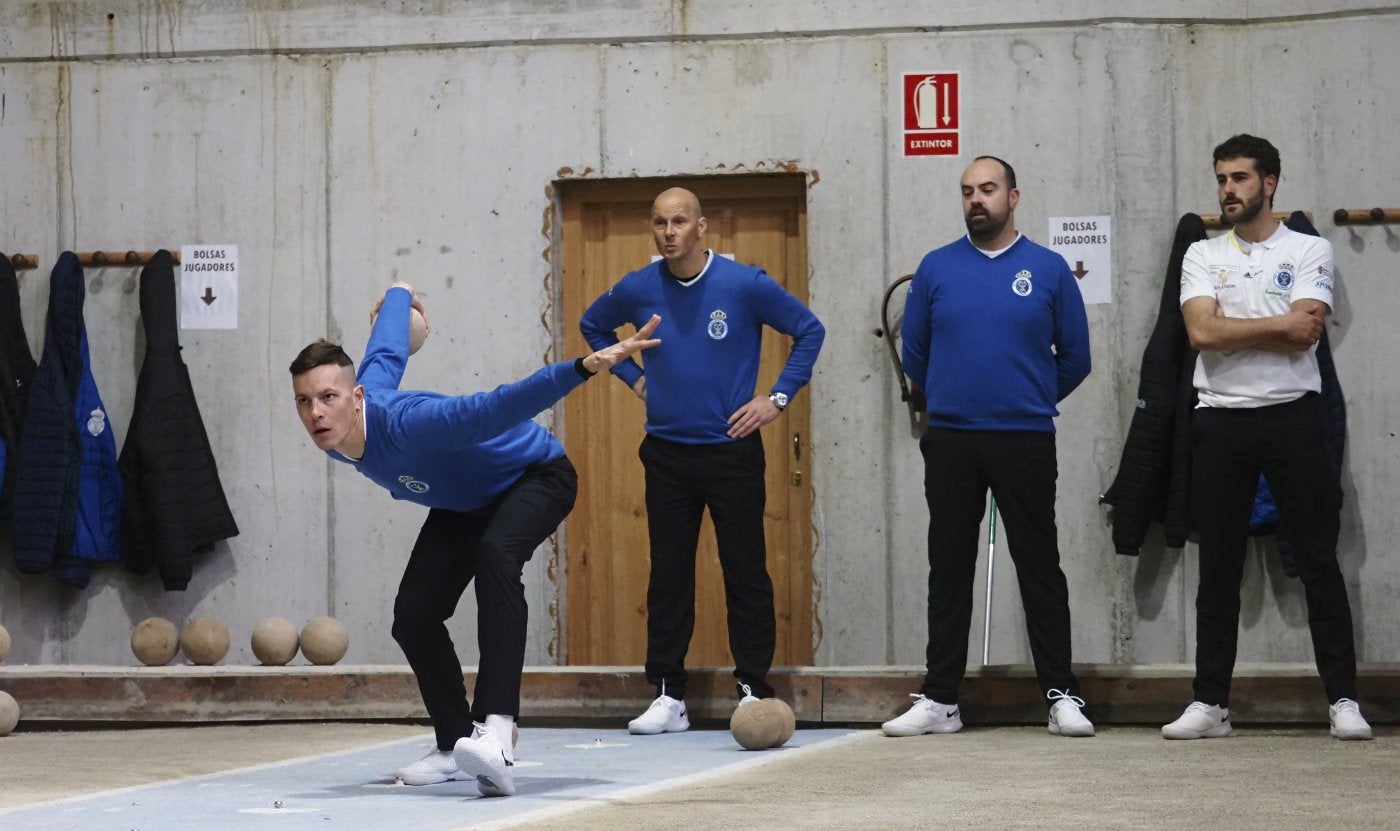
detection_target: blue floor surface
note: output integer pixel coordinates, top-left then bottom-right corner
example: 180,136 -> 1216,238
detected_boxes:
0,726 -> 858,830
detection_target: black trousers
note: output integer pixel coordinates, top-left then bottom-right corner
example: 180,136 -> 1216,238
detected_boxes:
1189,394 -> 1358,707
639,433 -> 776,701
392,456 -> 577,751
919,428 -> 1079,704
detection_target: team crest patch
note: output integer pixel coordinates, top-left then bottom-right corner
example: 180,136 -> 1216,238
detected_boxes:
1011,270 -> 1033,297
1208,264 -> 1238,289
708,309 -> 729,340
1273,263 -> 1295,290
86,408 -> 108,437
398,474 -> 429,494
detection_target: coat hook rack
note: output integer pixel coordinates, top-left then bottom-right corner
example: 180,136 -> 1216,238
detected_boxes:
7,254 -> 40,270
1332,208 -> 1400,225
75,249 -> 182,266
1199,210 -> 1310,230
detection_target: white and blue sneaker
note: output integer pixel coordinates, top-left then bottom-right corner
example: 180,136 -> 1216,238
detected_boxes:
453,723 -> 515,796
882,693 -> 963,736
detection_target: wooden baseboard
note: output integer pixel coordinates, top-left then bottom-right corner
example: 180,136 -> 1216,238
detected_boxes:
2,663 -> 1396,725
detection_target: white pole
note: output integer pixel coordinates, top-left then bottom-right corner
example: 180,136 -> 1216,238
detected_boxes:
981,496 -> 997,665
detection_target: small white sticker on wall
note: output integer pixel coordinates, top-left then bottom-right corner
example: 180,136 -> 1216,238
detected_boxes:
180,244 -> 239,329
1047,216 -> 1112,305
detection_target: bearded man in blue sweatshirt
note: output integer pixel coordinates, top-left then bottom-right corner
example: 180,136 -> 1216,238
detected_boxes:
580,187 -> 825,734
884,156 -> 1094,739
290,282 -> 658,796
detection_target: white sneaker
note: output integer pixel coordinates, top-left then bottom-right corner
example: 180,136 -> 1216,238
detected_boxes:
453,723 -> 515,797
1046,690 -> 1095,737
881,694 -> 963,737
1329,699 -> 1374,740
628,694 -> 690,735
738,682 -> 760,707
395,749 -> 467,786
1162,702 -> 1232,740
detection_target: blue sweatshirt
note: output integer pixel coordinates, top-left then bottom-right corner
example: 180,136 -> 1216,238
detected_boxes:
328,288 -> 583,512
901,235 -> 1091,432
580,253 -> 825,444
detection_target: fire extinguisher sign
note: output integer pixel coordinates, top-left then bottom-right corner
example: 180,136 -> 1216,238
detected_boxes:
902,72 -> 960,157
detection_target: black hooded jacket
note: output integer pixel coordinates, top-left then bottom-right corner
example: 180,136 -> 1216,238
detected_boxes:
119,250 -> 239,590
1100,213 -> 1207,553
0,254 -> 38,526
1102,211 -> 1346,567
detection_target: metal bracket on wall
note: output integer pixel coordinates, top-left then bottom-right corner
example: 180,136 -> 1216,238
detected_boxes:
1333,208 -> 1400,225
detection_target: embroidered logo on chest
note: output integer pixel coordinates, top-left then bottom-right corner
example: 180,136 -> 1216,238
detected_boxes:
1201,264 -> 1238,291
708,309 -> 729,340
398,474 -> 429,494
86,408 -> 107,437
1011,270 -> 1033,297
1272,262 -> 1295,291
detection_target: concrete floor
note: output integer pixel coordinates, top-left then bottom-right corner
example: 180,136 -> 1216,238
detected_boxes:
0,721 -> 1393,830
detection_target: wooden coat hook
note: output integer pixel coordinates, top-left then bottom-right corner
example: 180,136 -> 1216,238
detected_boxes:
6,254 -> 39,270
75,249 -> 182,266
1333,208 -> 1400,225
1200,210 -> 1310,230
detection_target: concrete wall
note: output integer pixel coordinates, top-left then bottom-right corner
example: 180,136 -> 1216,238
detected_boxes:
1,2 -> 1397,676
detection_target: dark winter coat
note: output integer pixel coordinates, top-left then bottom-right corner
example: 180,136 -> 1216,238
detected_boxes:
0,253 -> 38,525
119,250 -> 239,590
1100,213 -> 1206,553
1102,212 -> 1347,573
1250,212 -> 1347,576
13,252 -> 124,588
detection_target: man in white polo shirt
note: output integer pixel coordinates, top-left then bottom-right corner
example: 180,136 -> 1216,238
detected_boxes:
1164,134 -> 1371,741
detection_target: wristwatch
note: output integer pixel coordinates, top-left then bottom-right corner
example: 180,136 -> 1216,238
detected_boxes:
768,391 -> 789,410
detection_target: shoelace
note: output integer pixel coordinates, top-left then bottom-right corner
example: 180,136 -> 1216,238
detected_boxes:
907,693 -> 935,708
1332,698 -> 1360,713
1046,689 -> 1085,709
1183,701 -> 1217,715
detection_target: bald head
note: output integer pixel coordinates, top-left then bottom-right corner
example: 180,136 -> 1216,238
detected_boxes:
652,187 -> 703,217
651,187 -> 709,277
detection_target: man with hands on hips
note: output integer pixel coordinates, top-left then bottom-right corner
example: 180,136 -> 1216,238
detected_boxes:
580,187 -> 825,734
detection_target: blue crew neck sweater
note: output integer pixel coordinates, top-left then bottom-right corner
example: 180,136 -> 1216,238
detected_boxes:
901,235 -> 1091,432
328,287 -> 583,511
580,254 -> 825,444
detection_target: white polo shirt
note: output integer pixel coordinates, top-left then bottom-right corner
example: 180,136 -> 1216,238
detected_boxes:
1179,222 -> 1335,409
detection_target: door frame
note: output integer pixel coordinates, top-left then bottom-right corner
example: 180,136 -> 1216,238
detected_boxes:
547,172 -> 817,667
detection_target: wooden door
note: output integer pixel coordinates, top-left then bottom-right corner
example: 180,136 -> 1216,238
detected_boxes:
558,174 -> 814,668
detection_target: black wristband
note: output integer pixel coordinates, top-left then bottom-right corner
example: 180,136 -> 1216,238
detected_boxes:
574,357 -> 597,379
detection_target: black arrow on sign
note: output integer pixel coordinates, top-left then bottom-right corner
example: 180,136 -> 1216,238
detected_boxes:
1072,261 -> 1089,280
202,287 -> 217,305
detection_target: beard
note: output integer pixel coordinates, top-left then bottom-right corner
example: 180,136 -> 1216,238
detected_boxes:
1221,189 -> 1266,226
964,205 -> 1010,244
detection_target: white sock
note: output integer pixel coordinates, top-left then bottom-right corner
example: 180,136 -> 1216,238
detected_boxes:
484,714 -> 514,752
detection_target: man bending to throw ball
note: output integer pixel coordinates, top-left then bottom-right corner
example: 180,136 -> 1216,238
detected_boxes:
290,282 -> 660,796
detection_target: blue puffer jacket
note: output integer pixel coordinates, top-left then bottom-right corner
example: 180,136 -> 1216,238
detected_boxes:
72,326 -> 124,568
13,252 -> 123,588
